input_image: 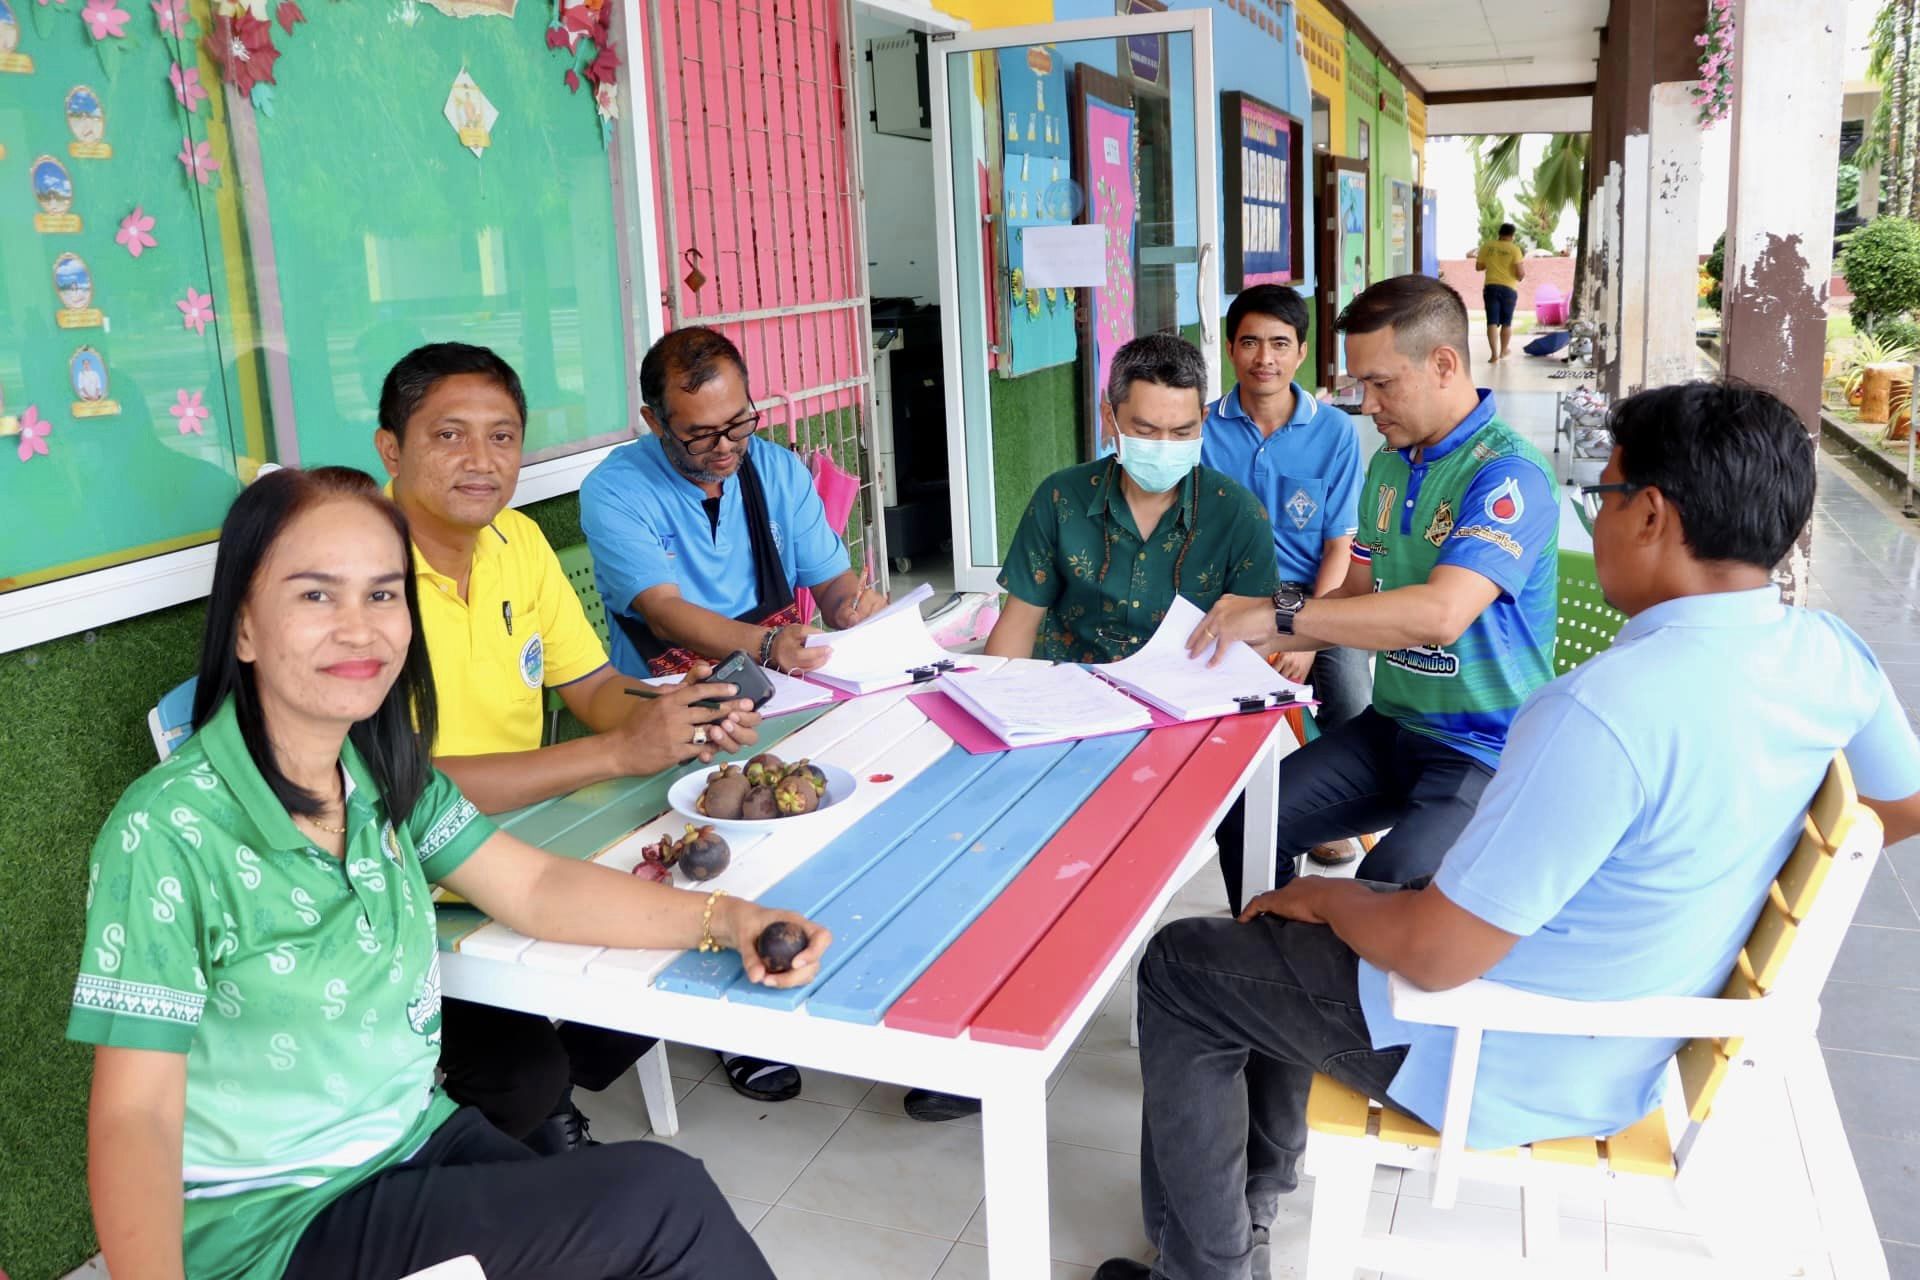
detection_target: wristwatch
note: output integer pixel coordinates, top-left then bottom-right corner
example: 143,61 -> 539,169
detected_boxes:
1271,584 -> 1309,637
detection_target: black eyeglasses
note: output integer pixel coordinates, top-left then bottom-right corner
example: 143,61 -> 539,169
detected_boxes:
1578,482 -> 1643,522
674,412 -> 762,454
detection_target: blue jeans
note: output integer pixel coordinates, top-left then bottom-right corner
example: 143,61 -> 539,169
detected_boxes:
1137,910 -> 1407,1280
1216,707 -> 1495,914
1306,643 -> 1370,732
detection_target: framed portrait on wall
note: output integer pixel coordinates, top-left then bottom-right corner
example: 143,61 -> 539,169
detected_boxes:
1221,90 -> 1303,290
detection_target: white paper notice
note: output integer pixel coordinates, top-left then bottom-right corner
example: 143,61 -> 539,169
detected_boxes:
1021,223 -> 1108,288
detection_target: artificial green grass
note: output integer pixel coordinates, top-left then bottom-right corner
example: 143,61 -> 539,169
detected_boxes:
0,495 -> 586,1280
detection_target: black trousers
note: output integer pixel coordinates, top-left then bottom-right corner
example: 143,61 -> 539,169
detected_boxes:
1136,912 -> 1406,1279
439,999 -> 658,1139
284,1106 -> 774,1280
1217,707 -> 1495,915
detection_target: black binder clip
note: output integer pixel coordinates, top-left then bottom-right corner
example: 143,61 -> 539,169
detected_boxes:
1233,695 -> 1268,713
908,659 -> 957,684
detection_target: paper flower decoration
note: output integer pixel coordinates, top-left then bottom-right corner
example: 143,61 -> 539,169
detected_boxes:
177,286 -> 214,334
215,0 -> 269,19
152,0 -> 187,33
170,62 -> 208,112
170,389 -> 209,435
116,207 -> 158,258
83,0 -> 129,37
274,0 -> 302,33
211,13 -> 280,94
177,137 -> 220,185
17,407 -> 50,462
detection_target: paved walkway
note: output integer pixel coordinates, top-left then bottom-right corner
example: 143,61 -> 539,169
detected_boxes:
1809,443 -> 1920,1279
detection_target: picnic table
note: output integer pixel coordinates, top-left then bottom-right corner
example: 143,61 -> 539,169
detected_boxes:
434,663 -> 1297,1278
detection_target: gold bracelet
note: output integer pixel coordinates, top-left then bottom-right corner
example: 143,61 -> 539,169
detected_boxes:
698,888 -> 730,954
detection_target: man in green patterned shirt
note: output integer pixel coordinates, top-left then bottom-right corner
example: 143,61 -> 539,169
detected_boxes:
984,332 -> 1279,664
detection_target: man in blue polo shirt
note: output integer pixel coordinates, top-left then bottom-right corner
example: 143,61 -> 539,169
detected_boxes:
1203,285 -> 1366,727
581,326 -> 885,680
1095,381 -> 1920,1280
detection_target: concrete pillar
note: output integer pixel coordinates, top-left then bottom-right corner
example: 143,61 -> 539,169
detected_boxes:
1641,81 -> 1704,389
1615,133 -> 1651,394
1723,0 -> 1846,603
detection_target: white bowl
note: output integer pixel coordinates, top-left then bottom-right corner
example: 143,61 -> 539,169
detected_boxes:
667,760 -> 859,837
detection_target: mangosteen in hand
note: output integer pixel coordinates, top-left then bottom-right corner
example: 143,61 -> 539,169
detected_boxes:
756,920 -> 810,974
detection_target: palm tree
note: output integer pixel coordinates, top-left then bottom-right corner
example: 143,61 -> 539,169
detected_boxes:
1469,134 -> 1588,249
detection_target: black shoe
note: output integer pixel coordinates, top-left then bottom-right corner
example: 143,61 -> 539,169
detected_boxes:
718,1053 -> 802,1102
903,1088 -> 981,1122
523,1096 -> 598,1156
1092,1261 -> 1152,1280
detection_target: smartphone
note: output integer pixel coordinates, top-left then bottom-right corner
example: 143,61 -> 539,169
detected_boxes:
692,649 -> 776,711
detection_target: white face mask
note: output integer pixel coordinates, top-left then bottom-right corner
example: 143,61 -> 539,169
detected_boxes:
1116,433 -> 1202,494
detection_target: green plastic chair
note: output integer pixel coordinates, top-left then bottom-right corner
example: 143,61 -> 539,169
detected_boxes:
1554,549 -> 1626,674
547,543 -> 610,741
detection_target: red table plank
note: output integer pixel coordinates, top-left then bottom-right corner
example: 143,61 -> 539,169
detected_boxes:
884,721 -> 1213,1037
966,712 -> 1282,1049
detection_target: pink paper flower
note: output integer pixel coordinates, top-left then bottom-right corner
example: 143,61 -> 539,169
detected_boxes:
116,206 -> 157,257
152,0 -> 187,32
170,61 -> 208,112
82,0 -> 129,38
177,286 -> 214,334
17,407 -> 50,462
177,137 -> 220,185
170,389 -> 209,435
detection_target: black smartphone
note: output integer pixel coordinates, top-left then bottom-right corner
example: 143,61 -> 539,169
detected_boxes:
692,649 -> 777,711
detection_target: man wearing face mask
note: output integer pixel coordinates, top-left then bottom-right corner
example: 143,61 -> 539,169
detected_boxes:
984,332 -> 1279,665
1192,275 -> 1559,910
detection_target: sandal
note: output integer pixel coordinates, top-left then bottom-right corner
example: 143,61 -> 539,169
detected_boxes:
718,1053 -> 801,1102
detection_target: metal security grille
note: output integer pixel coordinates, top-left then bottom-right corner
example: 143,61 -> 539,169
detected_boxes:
646,0 -> 886,585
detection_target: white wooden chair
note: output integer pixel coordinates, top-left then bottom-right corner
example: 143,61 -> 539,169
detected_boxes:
1302,753 -> 1889,1279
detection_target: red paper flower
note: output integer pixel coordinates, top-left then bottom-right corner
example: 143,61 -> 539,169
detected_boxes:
16,407 -> 50,462
210,13 -> 280,95
586,41 -> 620,86
544,24 -> 567,49
274,0 -> 301,32
564,68 -> 580,93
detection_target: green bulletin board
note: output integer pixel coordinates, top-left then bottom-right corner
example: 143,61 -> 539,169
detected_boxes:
0,8 -> 261,591
252,0 -> 636,477
0,0 -> 637,599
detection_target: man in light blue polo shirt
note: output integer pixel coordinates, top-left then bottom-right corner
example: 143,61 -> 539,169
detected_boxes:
581,326 -> 885,680
1203,284 -> 1367,726
1095,380 -> 1920,1280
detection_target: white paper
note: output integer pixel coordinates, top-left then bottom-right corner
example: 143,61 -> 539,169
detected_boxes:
1092,596 -> 1311,720
938,664 -> 1150,745
1021,223 -> 1108,288
801,583 -> 967,694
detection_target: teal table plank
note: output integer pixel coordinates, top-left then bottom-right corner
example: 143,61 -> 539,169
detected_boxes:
804,732 -> 1140,1024
724,743 -> 1075,1012
435,904 -> 491,952
654,744 -> 1000,996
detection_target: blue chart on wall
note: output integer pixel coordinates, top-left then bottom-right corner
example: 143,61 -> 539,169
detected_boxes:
998,44 -> 1078,376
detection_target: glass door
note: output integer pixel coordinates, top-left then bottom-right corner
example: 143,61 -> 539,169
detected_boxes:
929,12 -> 1218,594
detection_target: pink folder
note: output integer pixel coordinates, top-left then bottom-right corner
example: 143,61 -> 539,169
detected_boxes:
908,689 -> 1186,755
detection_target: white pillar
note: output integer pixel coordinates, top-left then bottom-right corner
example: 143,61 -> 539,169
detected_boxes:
1615,134 -> 1651,395
1642,82 -> 1705,390
1598,166 -> 1623,372
1724,0 -> 1847,603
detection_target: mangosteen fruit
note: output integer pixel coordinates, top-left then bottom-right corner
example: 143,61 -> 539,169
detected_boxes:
756,920 -> 810,974
744,752 -> 786,788
698,765 -> 750,820
741,785 -> 779,820
676,824 -> 731,882
773,772 -> 820,816
784,759 -> 828,794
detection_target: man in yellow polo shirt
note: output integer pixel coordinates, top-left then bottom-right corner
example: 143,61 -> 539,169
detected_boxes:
1469,221 -> 1527,364
377,342 -> 770,1151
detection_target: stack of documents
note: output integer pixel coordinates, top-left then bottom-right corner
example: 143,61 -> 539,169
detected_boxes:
1093,597 -> 1312,721
802,583 -> 969,695
936,663 -> 1152,746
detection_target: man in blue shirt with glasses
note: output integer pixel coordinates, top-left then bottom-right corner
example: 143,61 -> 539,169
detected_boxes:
1096,380 -> 1920,1280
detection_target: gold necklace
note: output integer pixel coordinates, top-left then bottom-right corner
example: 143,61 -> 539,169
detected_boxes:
297,811 -> 348,836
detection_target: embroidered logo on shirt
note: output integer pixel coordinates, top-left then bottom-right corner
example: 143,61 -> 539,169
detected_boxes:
1452,524 -> 1525,559
1285,488 -> 1319,531
1484,476 -> 1525,524
659,531 -> 679,560
1374,484 -> 1397,533
519,632 -> 544,689
769,519 -> 785,553
1424,500 -> 1455,547
1472,441 -> 1500,463
1382,645 -> 1460,677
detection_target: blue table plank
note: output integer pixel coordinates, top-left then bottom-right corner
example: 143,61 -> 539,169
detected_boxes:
653,744 -> 1001,996
803,732 -> 1141,1024
723,743 -> 1077,1012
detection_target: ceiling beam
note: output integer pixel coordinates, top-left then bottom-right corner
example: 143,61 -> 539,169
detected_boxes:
1425,82 -> 1598,106
1311,0 -> 1430,101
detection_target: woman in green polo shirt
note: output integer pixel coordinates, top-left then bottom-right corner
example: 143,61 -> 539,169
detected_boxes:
70,467 -> 824,1280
